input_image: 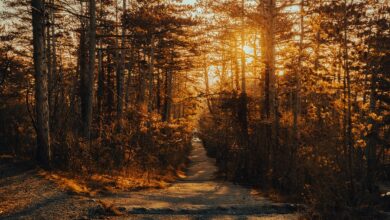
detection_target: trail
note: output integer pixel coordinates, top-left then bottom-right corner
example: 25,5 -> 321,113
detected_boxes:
96,138 -> 300,219
0,138 -> 300,219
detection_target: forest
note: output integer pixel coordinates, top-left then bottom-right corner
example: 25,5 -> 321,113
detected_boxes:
0,0 -> 389,219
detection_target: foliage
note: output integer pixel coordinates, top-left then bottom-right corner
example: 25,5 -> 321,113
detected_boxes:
198,0 -> 389,218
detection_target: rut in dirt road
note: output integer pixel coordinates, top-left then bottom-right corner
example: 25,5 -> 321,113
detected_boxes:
96,137 -> 299,216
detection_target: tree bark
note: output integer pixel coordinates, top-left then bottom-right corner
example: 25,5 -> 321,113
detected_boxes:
366,65 -> 378,192
31,0 -> 51,168
163,49 -> 174,122
293,0 -> 304,146
239,0 -> 248,139
117,0 -> 126,128
233,37 -> 240,91
148,34 -> 155,113
84,0 -> 96,139
262,0 -> 276,120
344,0 -> 354,194
203,55 -> 213,114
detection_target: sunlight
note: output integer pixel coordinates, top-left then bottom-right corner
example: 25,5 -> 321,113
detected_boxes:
182,0 -> 196,5
284,5 -> 300,13
207,65 -> 219,86
1,0 -> 388,219
243,45 -> 253,54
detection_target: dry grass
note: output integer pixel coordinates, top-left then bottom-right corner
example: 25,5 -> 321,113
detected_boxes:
38,164 -> 187,196
39,171 -> 93,195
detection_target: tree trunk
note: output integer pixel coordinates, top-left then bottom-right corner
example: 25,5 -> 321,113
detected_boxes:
241,0 -> 246,93
97,50 -> 104,115
163,68 -> 172,122
156,68 -> 161,114
262,0 -> 276,120
79,1 -> 89,136
239,0 -> 248,139
163,49 -> 174,122
253,32 -> 257,81
203,56 -> 213,114
137,50 -> 147,113
343,0 -> 354,194
125,47 -> 133,111
221,44 -> 226,89
366,67 -> 378,192
107,52 -> 114,113
31,0 -> 51,167
84,0 -> 96,139
97,0 -> 104,119
148,34 -> 155,113
117,0 -> 126,127
50,0 -> 57,128
293,0 -> 304,141
233,37 -> 240,91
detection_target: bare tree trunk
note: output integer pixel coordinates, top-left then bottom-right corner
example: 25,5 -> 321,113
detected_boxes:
125,46 -> 134,111
262,0 -> 276,120
221,44 -> 226,89
137,50 -> 147,113
97,50 -> 104,114
107,52 -> 114,113
84,0 -> 96,139
31,0 -> 51,167
148,34 -> 155,113
79,1 -> 88,129
241,0 -> 246,94
261,0 -> 276,185
203,55 -> 213,114
343,0 -> 354,194
163,68 -> 172,122
238,0 -> 248,140
366,66 -> 378,192
156,68 -> 161,114
293,0 -> 304,140
117,0 -> 126,128
233,37 -> 240,91
97,0 -> 104,119
313,0 -> 322,126
50,0 -> 58,128
163,49 -> 174,122
46,4 -> 52,114
253,32 -> 257,81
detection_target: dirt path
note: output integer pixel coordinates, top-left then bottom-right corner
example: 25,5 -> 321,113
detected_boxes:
0,138 -> 300,219
0,158 -> 97,220
96,138 -> 300,219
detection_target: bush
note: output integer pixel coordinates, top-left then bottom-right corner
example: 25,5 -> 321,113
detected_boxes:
51,110 -> 193,176
199,95 -> 385,219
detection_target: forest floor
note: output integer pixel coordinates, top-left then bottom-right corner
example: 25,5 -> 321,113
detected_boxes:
0,138 -> 301,219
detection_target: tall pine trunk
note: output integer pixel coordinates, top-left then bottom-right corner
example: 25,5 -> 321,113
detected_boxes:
84,0 -> 96,139
31,0 -> 51,167
117,0 -> 126,128
148,34 -> 155,113
262,0 -> 276,120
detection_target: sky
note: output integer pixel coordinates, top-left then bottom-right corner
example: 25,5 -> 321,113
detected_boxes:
183,0 -> 197,5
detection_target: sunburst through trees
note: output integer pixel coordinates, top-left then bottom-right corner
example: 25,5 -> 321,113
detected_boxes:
0,0 -> 389,218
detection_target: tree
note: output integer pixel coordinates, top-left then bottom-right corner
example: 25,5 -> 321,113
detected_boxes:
31,0 -> 51,167
261,0 -> 276,120
80,0 -> 96,139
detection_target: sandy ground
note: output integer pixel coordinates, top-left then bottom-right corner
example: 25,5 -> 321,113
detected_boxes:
95,138 -> 300,219
0,159 -> 97,219
0,138 -> 300,219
